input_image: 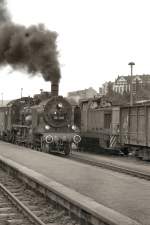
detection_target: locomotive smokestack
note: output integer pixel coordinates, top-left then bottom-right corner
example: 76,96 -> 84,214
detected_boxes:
51,81 -> 59,96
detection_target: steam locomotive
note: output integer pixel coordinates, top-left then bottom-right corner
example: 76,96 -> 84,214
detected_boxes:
0,82 -> 81,155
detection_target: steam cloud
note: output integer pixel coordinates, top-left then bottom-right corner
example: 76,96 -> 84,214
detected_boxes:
0,0 -> 61,82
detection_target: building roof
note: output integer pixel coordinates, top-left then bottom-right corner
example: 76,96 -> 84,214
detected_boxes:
115,74 -> 150,84
68,87 -> 97,96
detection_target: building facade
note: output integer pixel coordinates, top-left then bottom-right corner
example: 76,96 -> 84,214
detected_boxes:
113,75 -> 150,95
67,87 -> 97,103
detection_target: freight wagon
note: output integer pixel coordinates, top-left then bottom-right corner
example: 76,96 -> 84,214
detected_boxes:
79,98 -> 122,154
120,104 -> 150,160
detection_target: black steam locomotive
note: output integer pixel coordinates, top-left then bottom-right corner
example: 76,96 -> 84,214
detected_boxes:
0,82 -> 81,155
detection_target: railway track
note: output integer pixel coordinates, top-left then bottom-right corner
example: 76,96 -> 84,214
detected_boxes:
0,169 -> 79,225
70,153 -> 150,181
0,184 -> 33,225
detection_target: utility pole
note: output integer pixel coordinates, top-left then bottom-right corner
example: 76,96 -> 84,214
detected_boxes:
128,62 -> 135,106
1,92 -> 3,106
21,88 -> 23,98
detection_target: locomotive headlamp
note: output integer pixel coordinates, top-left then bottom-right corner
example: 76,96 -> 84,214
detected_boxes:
45,135 -> 53,144
73,135 -> 81,144
45,125 -> 50,130
72,125 -> 77,131
25,115 -> 32,122
58,103 -> 63,108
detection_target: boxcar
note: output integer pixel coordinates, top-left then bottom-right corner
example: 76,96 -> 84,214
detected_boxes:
79,98 -> 121,153
120,104 -> 150,160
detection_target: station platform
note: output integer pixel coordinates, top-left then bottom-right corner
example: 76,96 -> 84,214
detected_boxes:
0,141 -> 150,225
72,150 -> 150,175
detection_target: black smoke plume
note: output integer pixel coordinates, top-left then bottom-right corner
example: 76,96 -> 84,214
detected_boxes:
0,0 -> 10,23
0,1 -> 60,82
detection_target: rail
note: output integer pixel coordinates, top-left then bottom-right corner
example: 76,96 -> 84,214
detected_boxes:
0,182 -> 46,225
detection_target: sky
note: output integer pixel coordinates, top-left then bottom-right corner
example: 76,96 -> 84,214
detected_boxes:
1,0 -> 150,99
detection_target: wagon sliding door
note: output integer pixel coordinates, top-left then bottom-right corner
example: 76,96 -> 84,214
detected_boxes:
121,106 -> 148,147
120,107 -> 129,145
129,105 -> 150,147
136,107 -> 146,146
128,106 -> 146,146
